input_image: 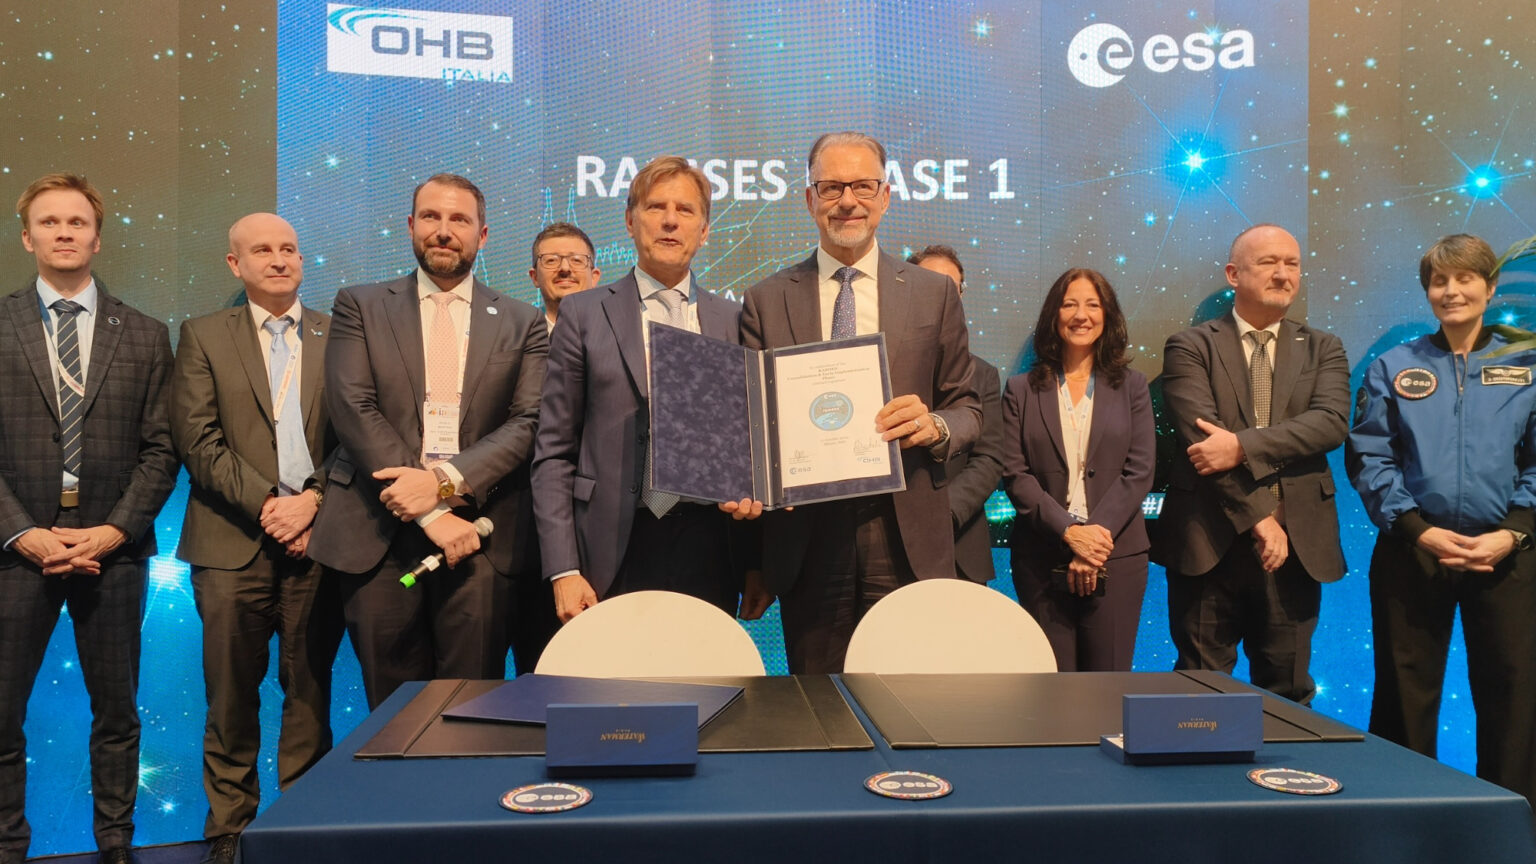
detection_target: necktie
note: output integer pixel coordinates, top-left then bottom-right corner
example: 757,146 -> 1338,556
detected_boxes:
831,266 -> 858,340
52,299 -> 85,479
1248,330 -> 1280,501
641,287 -> 685,517
263,316 -> 314,493
426,292 -> 462,404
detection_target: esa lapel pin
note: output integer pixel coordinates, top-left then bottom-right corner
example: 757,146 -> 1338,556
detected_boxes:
312,329 -> 324,337
107,316 -> 121,326
487,306 -> 498,315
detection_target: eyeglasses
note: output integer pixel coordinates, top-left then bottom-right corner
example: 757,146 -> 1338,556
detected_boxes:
810,179 -> 884,201
536,252 -> 594,271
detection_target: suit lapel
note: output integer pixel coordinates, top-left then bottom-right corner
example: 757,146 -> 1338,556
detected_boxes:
384,278 -> 426,426
783,254 -> 820,345
1084,370 -> 1110,467
876,252 -> 912,344
300,307 -> 326,430
603,273 -> 649,398
1037,379 -> 1068,470
458,283 -> 499,427
7,287 -> 60,422
228,307 -> 275,425
696,278 -> 733,341
81,291 -> 125,416
1213,314 -> 1255,428
1270,319 -> 1306,422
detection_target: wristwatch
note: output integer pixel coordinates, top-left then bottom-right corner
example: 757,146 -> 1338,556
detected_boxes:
432,466 -> 456,501
1505,528 -> 1532,551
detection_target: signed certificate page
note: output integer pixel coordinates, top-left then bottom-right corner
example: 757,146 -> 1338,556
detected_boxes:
773,341 -> 892,488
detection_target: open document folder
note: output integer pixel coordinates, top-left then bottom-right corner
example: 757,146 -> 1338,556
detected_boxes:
648,324 -> 904,509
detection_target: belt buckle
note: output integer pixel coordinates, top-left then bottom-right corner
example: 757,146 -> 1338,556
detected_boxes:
60,487 -> 80,508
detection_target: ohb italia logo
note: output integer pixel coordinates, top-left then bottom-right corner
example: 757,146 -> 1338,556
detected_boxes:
326,4 -> 513,83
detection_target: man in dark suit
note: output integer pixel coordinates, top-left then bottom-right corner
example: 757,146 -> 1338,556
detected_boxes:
309,174 -> 547,709
740,133 -> 981,673
0,174 -> 178,864
909,245 -> 1004,584
170,213 -> 343,864
533,157 -> 759,624
1158,223 -> 1350,705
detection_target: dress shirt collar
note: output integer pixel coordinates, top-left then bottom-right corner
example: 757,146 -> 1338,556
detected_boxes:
415,267 -> 475,303
816,240 -> 881,286
36,276 -> 99,317
1233,311 -> 1282,342
634,266 -> 693,304
247,297 -> 304,332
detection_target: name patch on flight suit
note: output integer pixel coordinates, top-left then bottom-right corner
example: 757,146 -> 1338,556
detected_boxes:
1481,365 -> 1532,386
1393,368 -> 1437,399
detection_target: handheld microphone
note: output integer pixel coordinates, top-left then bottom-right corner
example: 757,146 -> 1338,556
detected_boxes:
399,517 -> 494,588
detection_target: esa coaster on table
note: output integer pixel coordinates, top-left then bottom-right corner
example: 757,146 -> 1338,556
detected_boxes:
1247,767 -> 1342,795
865,771 -> 953,800
500,782 -> 594,813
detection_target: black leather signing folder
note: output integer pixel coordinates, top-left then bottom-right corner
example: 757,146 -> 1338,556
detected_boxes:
355,675 -> 872,759
648,324 -> 904,509
440,674 -> 743,727
840,672 -> 1364,749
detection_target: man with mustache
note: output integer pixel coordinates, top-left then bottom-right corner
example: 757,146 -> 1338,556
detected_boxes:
310,174 -> 547,708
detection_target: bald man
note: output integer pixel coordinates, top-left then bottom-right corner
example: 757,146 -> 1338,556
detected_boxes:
170,213 -> 342,864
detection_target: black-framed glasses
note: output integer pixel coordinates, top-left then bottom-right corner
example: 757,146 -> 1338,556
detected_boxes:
536,252 -> 594,271
811,179 -> 884,201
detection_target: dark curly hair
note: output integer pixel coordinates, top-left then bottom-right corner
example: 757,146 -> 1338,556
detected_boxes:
1026,267 -> 1131,390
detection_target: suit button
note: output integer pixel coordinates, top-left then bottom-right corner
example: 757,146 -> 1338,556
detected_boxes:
52,433 -> 60,442
629,483 -> 639,493
1087,468 -> 1096,478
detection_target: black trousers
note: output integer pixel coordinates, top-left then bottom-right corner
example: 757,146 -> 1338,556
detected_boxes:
0,509 -> 143,857
778,497 -> 916,675
1368,533 -> 1536,805
192,542 -> 343,837
334,526 -> 509,710
607,504 -> 740,617
1168,540 -> 1321,704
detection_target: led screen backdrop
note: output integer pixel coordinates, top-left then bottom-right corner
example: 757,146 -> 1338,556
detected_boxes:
3,0 -> 1534,854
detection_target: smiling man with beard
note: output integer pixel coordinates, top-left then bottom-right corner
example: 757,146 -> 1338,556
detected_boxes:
309,174 -> 547,708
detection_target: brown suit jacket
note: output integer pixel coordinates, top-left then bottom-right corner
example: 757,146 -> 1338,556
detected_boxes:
741,250 -> 981,594
170,304 -> 333,570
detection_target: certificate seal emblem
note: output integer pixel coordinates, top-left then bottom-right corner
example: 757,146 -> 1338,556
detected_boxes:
499,782 -> 593,813
1392,367 -> 1436,399
1246,768 -> 1342,795
864,771 -> 953,800
810,391 -> 854,430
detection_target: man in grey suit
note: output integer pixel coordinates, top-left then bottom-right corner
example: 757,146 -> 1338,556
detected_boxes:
534,157 -> 760,624
0,174 -> 178,864
170,213 -> 342,864
1158,223 -> 1350,705
309,174 -> 547,709
741,133 -> 981,673
909,245 -> 1004,584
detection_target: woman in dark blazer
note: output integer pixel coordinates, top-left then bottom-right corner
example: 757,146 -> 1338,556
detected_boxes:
1001,268 -> 1154,671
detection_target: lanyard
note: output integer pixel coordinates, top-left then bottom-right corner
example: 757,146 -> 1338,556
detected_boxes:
272,345 -> 299,419
1058,372 -> 1095,478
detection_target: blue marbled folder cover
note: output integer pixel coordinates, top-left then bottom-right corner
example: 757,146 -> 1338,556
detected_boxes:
649,323 -> 760,502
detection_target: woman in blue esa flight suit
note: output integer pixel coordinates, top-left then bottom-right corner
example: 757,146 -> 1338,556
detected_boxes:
1347,233 -> 1536,807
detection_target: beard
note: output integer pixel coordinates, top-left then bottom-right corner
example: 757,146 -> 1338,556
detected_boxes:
415,241 -> 476,281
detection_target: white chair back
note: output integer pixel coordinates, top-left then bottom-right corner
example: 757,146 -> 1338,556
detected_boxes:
843,579 -> 1058,673
535,590 -> 767,677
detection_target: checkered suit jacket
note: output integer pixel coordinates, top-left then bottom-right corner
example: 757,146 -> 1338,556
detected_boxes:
0,279 -> 178,561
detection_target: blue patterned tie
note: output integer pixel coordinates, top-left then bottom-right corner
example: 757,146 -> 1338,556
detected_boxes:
51,299 -> 85,478
263,316 -> 314,493
831,266 -> 858,340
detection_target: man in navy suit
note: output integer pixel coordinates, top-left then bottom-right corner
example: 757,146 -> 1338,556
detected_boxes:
533,157 -> 761,624
0,174 -> 178,864
741,133 -> 981,673
309,174 -> 547,708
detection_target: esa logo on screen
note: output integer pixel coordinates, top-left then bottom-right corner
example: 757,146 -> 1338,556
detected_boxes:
326,4 -> 513,83
1067,23 -> 1254,88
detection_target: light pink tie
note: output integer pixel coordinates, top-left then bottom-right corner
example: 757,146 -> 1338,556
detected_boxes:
427,292 -> 462,404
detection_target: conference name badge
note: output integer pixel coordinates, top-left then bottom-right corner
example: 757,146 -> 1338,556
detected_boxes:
1481,365 -> 1532,386
865,771 -> 953,800
423,400 -> 461,462
1392,368 -> 1436,399
500,782 -> 593,813
1246,767 -> 1342,795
